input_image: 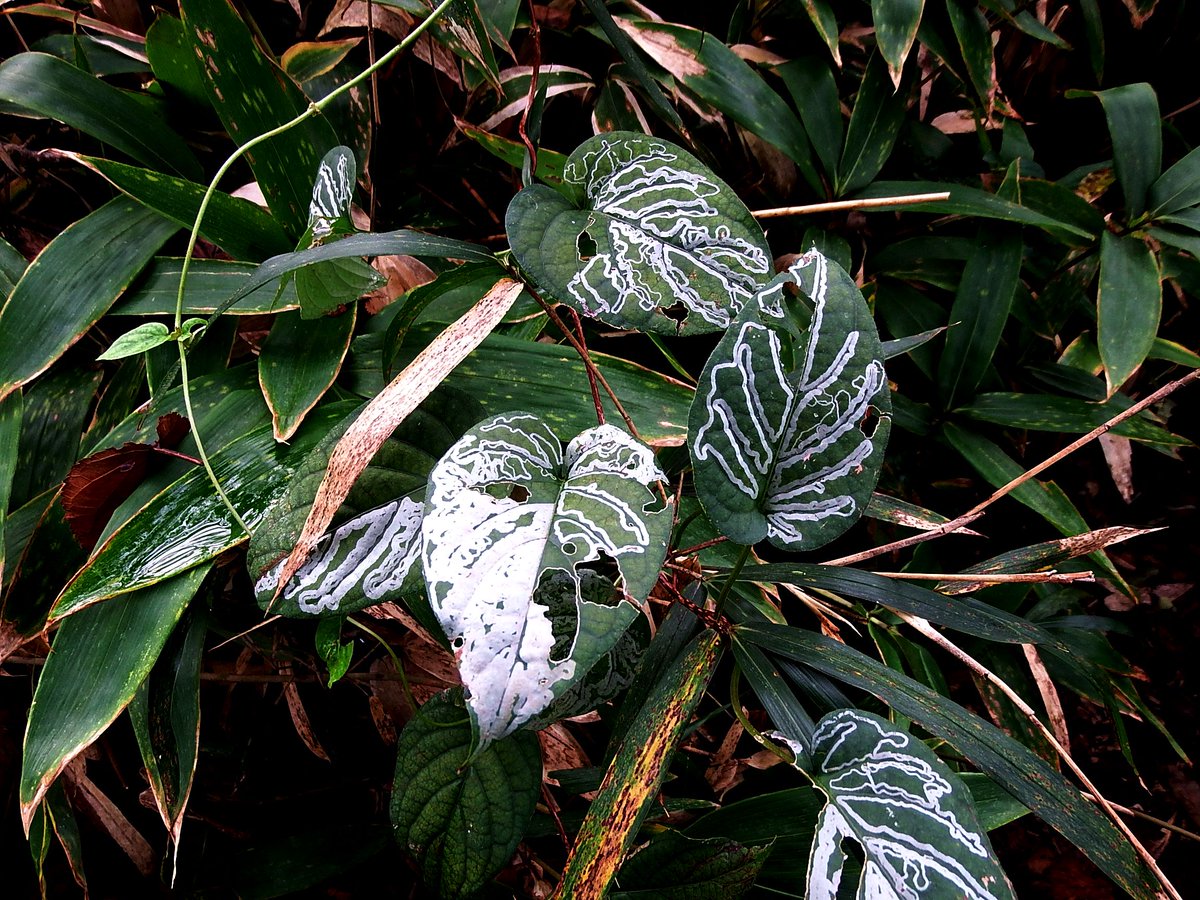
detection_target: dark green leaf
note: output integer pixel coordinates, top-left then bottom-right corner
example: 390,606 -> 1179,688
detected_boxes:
938,172 -> 1024,407
315,618 -> 353,686
506,131 -> 772,335
837,53 -> 909,195
946,0 -> 996,110
0,198 -> 177,404
735,625 -> 1164,900
11,367 -> 102,510
112,258 -> 298,316
128,606 -> 206,845
390,689 -> 541,900
294,257 -> 383,318
799,0 -> 841,65
1148,145 -> 1200,215
73,155 -> 291,262
611,832 -> 771,899
1098,231 -> 1161,396
179,0 -> 340,236
1089,83 -> 1161,216
872,0 -> 924,88
146,14 -> 210,108
281,38 -> 361,84
690,251 -> 891,550
20,565 -> 211,829
774,57 -> 843,179
260,309 -> 357,441
958,392 -> 1186,448
0,392 -> 21,584
0,52 -> 201,178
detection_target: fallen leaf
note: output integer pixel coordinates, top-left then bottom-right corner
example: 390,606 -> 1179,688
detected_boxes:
539,724 -> 591,787
615,19 -> 707,78
704,719 -> 746,798
1099,434 -> 1134,503
282,678 -> 330,762
65,761 -> 155,876
269,278 -> 524,604
364,254 -> 436,314
1024,644 -> 1070,750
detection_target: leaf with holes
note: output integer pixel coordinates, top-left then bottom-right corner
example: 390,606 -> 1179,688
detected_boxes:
689,249 -> 892,551
790,709 -> 1016,900
422,412 -> 672,747
506,132 -> 772,335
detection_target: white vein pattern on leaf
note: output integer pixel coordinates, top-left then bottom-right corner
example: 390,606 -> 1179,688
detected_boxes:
692,248 -> 886,543
807,711 -> 1003,900
422,415 -> 665,745
254,497 -> 423,615
563,138 -> 770,327
309,151 -> 352,238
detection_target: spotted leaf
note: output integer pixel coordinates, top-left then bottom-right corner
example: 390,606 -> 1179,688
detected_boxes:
506,132 -> 772,335
790,709 -> 1016,900
422,413 -> 671,747
689,249 -> 891,551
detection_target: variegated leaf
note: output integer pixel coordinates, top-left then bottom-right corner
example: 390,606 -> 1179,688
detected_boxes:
422,413 -> 671,746
689,249 -> 891,551
791,709 -> 1016,900
506,132 -> 772,335
308,145 -> 355,242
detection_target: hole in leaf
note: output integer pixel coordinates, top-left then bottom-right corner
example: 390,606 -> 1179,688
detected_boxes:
508,484 -> 530,503
575,550 -> 622,602
561,541 -> 577,555
576,229 -> 597,261
859,406 -> 880,439
657,301 -> 689,330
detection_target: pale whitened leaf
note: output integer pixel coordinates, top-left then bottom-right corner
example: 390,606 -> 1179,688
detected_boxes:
422,413 -> 671,746
800,709 -> 1016,900
308,145 -> 355,241
506,131 -> 772,335
689,249 -> 891,551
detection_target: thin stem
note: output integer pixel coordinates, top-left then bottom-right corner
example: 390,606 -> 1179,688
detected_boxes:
712,543 -> 752,616
348,616 -> 416,713
826,368 -> 1200,567
171,0 -> 457,533
870,570 -> 1093,584
564,305 -> 605,426
753,192 -> 951,218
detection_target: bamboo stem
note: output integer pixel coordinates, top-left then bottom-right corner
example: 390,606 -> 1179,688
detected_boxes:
753,192 -> 951,218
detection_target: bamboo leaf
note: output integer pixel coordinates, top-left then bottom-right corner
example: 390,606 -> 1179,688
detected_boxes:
259,309 -> 357,441
20,565 -> 211,831
1089,83 -> 1161,216
690,250 -> 891,551
1148,145 -> 1200,215
0,198 -> 178,404
507,131 -> 772,335
0,52 -> 201,179
837,53 -> 909,195
611,832 -> 771,899
1098,231 -> 1161,397
423,412 -> 672,745
872,0 -> 924,88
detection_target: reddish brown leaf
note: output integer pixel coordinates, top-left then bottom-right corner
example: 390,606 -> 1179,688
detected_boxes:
62,414 -> 192,551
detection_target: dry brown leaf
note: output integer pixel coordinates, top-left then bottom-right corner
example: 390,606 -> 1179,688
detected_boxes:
90,0 -> 143,33
401,632 -> 460,687
0,618 -> 29,666
539,724 -> 591,787
282,679 -> 330,762
745,748 -> 786,770
414,33 -> 464,87
1100,434 -> 1134,503
65,762 -> 155,877
1121,0 -> 1160,28
615,19 -> 706,78
365,254 -> 437,314
730,44 -> 787,65
320,0 -> 414,41
270,278 -> 524,603
1023,644 -> 1070,751
704,720 -> 746,798
364,601 -> 441,646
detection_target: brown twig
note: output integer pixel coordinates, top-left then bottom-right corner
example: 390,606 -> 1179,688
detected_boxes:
672,536 -> 730,558
516,0 -> 542,176
529,291 -> 643,440
872,570 -> 1094,584
901,615 -> 1183,900
564,305 -> 605,426
826,368 -> 1200,567
753,192 -> 952,218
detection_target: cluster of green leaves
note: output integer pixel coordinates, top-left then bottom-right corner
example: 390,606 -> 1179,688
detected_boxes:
0,1 -> 1196,898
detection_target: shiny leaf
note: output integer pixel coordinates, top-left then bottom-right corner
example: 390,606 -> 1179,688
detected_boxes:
1098,231 -> 1161,397
690,250 -> 891,550
260,309 -> 357,441
873,0 -> 924,88
97,323 -> 173,361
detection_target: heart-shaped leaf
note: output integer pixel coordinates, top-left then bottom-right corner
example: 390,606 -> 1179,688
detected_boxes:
689,249 -> 891,550
422,412 -> 672,746
307,145 -> 356,242
506,132 -> 772,335
788,709 -> 1015,900
390,688 -> 541,900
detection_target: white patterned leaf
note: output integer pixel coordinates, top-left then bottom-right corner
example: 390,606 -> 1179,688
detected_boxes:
307,144 -> 355,242
422,413 -> 672,747
506,131 -> 772,335
795,709 -> 1016,900
689,249 -> 891,551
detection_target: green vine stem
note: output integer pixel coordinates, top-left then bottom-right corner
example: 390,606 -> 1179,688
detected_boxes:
173,0 -> 457,534
711,542 -> 753,615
